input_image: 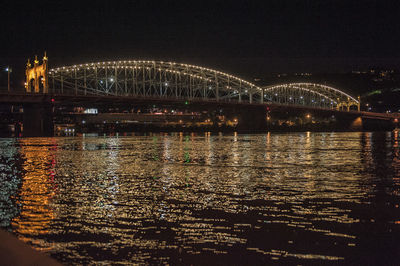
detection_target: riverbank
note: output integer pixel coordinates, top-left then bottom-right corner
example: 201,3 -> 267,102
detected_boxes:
0,230 -> 60,265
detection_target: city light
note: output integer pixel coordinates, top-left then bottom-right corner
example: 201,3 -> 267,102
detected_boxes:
1,3 -> 398,265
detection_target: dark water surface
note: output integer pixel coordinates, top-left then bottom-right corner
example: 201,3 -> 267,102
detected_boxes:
1,131 -> 400,265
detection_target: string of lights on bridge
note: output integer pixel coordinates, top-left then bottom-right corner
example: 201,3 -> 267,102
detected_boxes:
49,60 -> 260,92
25,56 -> 359,110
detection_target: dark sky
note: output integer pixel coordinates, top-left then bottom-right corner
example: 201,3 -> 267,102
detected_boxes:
1,0 -> 399,81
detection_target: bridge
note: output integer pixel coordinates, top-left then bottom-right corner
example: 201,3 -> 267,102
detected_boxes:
0,54 -> 398,136
43,60 -> 360,110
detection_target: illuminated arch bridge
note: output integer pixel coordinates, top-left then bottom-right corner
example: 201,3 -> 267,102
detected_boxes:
47,60 -> 359,111
263,83 -> 360,111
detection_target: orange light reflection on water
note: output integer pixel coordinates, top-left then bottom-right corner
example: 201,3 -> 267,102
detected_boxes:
11,139 -> 58,252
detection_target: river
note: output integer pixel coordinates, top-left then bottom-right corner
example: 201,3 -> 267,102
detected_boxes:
0,131 -> 399,264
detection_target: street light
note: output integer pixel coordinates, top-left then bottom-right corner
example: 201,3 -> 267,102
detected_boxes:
5,66 -> 12,93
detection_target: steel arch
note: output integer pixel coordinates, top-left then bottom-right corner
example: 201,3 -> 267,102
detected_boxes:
48,62 -> 359,111
48,60 -> 263,103
263,83 -> 359,110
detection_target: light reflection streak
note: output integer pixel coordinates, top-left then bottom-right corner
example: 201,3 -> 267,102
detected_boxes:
0,139 -> 22,228
11,139 -> 57,252
0,132 -> 399,264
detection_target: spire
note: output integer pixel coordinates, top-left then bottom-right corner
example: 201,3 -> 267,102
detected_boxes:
26,58 -> 31,68
43,51 -> 48,61
34,55 -> 39,65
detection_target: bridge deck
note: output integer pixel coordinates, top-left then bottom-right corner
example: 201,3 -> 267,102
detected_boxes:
0,92 -> 398,121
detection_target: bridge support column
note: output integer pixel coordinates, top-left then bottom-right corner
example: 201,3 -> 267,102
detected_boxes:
349,117 -> 363,131
216,84 -> 219,102
361,117 -> 395,131
23,103 -> 54,137
249,93 -> 253,104
236,105 -> 267,132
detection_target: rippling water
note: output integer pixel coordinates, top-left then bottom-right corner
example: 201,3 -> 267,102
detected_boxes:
1,131 -> 400,264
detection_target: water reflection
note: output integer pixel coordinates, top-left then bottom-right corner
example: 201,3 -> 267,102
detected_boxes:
0,139 -> 22,228
0,132 -> 399,264
11,139 -> 57,251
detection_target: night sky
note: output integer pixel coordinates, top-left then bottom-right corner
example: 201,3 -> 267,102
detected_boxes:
1,0 -> 399,83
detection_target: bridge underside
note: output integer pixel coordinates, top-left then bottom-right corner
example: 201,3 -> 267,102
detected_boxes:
0,92 -> 397,137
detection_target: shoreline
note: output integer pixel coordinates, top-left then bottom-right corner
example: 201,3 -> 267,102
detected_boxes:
0,128 -> 397,138
0,230 -> 61,266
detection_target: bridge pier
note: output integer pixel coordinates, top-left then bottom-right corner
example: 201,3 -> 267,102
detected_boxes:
23,103 -> 54,137
236,105 -> 267,131
349,117 -> 363,131
361,117 -> 396,131
338,114 -> 396,131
